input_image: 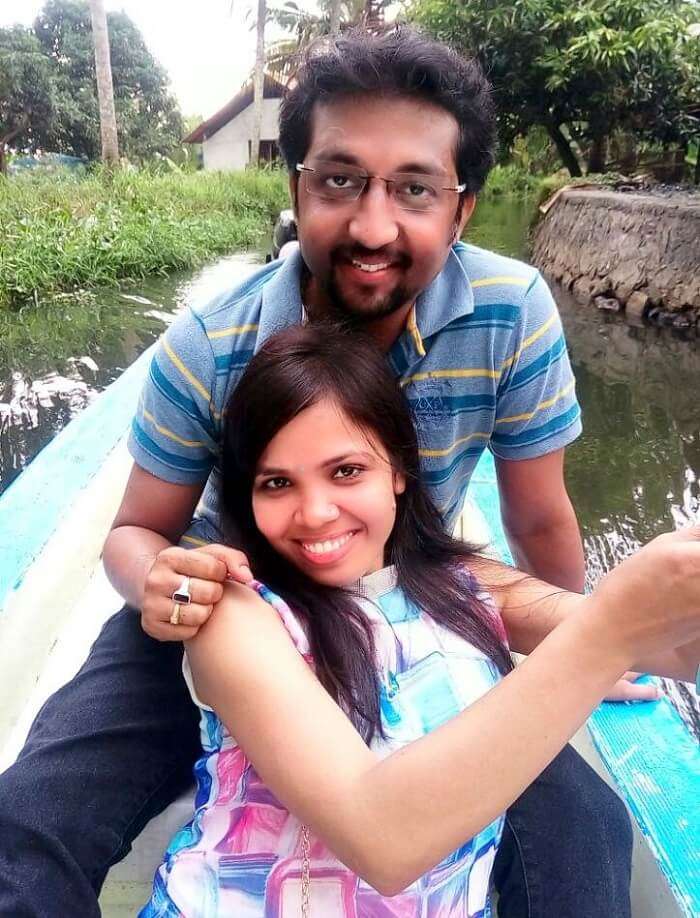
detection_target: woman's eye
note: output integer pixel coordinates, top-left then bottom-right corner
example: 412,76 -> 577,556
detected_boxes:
333,465 -> 361,480
263,477 -> 289,490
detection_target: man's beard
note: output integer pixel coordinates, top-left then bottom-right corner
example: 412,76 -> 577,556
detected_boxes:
320,262 -> 413,326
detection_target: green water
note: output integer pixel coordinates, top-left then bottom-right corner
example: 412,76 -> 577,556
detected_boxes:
466,194 -> 535,260
0,254 -> 262,495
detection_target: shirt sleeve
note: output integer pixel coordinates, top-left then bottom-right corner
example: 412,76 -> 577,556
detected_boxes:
127,307 -> 220,484
490,272 -> 582,461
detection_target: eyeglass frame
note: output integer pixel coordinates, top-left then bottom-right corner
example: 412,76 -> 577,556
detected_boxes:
295,162 -> 467,211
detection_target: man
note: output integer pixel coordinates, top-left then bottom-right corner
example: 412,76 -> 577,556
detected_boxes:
0,28 -> 635,917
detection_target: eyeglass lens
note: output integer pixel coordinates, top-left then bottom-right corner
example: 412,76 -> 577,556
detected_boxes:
304,162 -> 453,212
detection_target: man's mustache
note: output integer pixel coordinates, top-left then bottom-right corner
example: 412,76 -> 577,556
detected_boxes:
331,247 -> 411,268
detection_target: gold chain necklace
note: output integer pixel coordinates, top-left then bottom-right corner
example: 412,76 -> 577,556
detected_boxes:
300,824 -> 311,917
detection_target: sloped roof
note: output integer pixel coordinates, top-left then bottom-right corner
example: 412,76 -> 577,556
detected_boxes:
183,74 -> 286,144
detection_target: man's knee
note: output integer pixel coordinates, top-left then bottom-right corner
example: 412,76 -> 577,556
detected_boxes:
548,745 -> 633,854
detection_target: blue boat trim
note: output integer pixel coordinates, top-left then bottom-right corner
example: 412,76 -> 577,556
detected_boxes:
0,345 -> 154,613
471,450 -> 700,917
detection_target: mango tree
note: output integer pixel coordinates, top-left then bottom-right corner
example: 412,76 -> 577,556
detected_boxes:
0,27 -> 55,175
407,0 -> 700,176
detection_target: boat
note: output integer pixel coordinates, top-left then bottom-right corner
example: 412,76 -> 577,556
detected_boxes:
0,338 -> 698,918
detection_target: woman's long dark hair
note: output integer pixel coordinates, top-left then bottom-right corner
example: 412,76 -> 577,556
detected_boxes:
221,324 -> 513,743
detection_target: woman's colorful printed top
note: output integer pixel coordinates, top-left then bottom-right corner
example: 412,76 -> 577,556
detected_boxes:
140,566 -> 505,917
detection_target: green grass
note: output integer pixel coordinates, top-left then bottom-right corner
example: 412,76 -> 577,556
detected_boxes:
482,164 -> 545,199
0,167 -> 289,309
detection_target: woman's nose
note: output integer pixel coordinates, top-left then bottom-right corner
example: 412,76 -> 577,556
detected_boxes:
294,495 -> 340,528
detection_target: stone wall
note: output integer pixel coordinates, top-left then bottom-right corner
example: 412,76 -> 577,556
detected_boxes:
530,189 -> 700,327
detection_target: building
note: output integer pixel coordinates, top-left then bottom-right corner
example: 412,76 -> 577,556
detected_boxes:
183,75 -> 285,171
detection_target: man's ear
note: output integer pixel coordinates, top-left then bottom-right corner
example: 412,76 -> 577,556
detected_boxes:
454,193 -> 476,240
289,172 -> 299,218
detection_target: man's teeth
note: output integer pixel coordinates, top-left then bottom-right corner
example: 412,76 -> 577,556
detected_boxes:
302,533 -> 353,554
352,260 -> 390,273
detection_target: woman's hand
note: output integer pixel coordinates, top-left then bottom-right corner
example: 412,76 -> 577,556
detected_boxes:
588,526 -> 700,674
141,543 -> 253,641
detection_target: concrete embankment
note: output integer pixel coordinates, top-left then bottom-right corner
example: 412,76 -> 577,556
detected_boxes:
531,188 -> 700,327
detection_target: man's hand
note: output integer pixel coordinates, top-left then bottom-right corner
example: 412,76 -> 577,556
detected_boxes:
141,544 -> 253,642
605,672 -> 660,702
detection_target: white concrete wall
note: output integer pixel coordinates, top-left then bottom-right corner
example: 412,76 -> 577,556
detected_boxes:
202,97 -> 281,171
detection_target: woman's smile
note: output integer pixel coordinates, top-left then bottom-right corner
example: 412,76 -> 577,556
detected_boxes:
296,529 -> 360,566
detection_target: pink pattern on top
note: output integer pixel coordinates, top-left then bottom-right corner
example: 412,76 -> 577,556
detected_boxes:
141,570 -> 504,917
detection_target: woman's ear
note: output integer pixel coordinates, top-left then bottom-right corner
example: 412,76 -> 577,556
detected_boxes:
393,472 -> 406,496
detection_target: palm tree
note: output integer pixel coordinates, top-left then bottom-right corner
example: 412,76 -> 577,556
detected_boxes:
265,0 -> 389,78
88,0 -> 119,165
250,0 -> 267,166
329,0 -> 342,35
230,0 -> 268,168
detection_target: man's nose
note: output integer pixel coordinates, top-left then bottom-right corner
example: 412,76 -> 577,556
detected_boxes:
347,179 -> 400,250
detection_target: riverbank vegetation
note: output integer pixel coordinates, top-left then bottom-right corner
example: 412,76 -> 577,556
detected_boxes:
408,0 -> 700,180
0,168 -> 288,309
0,1 -> 184,173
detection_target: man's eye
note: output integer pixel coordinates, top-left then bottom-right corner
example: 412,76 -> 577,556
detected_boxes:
400,181 -> 432,198
325,173 -> 359,189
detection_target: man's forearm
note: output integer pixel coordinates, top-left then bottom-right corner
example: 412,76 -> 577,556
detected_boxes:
103,525 -> 171,609
505,516 -> 585,592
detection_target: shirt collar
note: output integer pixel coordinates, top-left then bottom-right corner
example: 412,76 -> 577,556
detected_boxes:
412,244 -> 475,346
255,246 -> 306,352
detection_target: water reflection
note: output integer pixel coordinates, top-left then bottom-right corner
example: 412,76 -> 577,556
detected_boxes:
466,195 -> 534,261
557,284 -> 700,574
0,253 -> 263,495
556,284 -> 700,730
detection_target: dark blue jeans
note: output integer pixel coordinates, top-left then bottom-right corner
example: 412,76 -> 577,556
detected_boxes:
0,608 -> 632,917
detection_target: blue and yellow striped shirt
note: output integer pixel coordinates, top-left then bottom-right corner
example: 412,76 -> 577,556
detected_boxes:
128,242 -> 581,546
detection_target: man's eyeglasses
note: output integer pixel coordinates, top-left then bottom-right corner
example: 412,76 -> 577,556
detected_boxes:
296,162 -> 466,213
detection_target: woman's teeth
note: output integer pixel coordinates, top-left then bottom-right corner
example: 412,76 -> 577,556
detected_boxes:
302,532 -> 353,554
351,260 -> 390,273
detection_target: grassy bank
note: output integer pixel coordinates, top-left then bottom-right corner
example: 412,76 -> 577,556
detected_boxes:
482,163 -> 547,199
0,168 -> 289,309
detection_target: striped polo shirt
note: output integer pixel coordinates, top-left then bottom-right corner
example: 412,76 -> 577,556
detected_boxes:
128,242 -> 581,547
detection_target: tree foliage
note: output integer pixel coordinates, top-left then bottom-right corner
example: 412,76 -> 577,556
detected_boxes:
265,0 -> 390,76
407,0 -> 700,176
0,0 -> 183,165
0,26 -> 56,172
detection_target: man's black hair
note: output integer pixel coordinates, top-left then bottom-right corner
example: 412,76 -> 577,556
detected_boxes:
278,26 -> 496,195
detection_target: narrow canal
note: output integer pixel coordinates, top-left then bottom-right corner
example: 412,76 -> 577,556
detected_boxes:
1,197 -> 699,726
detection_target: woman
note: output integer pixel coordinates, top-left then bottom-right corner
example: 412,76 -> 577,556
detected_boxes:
141,325 -> 699,917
